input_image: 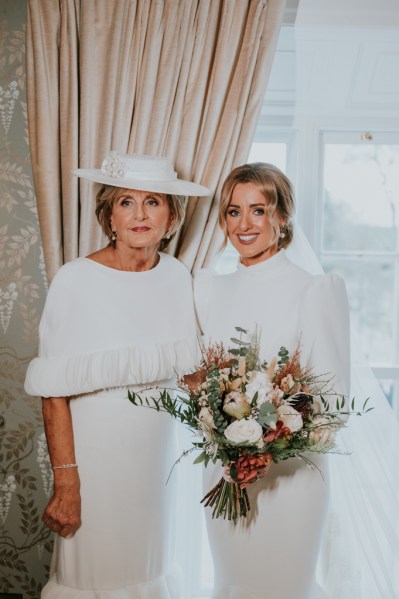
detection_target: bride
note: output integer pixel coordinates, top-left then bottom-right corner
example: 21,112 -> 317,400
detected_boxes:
195,160 -> 399,599
194,161 -> 350,599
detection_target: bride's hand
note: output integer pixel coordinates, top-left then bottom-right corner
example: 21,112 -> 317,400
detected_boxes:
42,470 -> 81,537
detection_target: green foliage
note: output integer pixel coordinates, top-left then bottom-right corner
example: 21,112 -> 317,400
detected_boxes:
193,451 -> 207,465
277,346 -> 289,365
257,402 -> 277,427
128,389 -> 198,430
234,326 -> 248,334
128,326 -> 374,522
206,367 -> 228,433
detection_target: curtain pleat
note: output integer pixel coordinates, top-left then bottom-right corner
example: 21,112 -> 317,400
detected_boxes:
26,0 -> 286,281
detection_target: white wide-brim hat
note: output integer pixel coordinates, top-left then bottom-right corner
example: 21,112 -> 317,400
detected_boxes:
73,151 -> 210,196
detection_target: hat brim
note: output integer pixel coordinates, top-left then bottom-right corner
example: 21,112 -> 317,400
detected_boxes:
73,169 -> 210,197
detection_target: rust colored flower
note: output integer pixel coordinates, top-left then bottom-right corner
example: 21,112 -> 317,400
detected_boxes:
179,369 -> 207,393
227,453 -> 272,489
263,420 -> 291,442
273,344 -> 312,389
202,342 -> 232,371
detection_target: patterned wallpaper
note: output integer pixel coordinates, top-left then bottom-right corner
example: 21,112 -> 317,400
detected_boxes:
0,1 -> 53,595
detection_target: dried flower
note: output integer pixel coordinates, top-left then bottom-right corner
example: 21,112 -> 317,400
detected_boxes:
223,392 -> 251,419
129,327 -> 368,521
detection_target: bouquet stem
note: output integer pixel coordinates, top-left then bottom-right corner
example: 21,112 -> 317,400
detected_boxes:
201,477 -> 250,521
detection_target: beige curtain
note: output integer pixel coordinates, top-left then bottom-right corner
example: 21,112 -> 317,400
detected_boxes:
26,0 -> 286,281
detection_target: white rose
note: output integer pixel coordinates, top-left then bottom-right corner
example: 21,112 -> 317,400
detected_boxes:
224,418 -> 263,445
309,415 -> 337,448
245,371 -> 273,407
276,404 -> 303,432
198,407 -> 216,430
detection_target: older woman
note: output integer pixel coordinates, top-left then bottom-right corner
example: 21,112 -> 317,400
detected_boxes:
25,152 -> 209,598
194,162 -> 350,599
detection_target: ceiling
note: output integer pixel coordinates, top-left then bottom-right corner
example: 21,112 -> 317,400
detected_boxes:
262,0 -> 399,125
286,0 -> 399,27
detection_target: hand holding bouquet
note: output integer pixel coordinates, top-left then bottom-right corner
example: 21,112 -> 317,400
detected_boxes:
129,327 -> 371,521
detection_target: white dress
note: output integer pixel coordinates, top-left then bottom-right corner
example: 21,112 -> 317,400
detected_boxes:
25,253 -> 200,599
194,250 -> 350,599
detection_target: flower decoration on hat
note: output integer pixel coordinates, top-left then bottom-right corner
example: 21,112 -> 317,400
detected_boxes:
101,151 -> 127,179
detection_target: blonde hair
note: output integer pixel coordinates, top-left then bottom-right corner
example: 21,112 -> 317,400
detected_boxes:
219,162 -> 295,251
95,185 -> 186,250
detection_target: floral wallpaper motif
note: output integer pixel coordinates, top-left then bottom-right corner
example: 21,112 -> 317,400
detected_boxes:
0,1 -> 53,595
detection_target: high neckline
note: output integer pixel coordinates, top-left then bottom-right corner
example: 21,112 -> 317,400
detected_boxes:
237,249 -> 287,274
81,252 -> 164,274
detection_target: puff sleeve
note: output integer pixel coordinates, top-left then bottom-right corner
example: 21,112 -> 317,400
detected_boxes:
299,274 -> 351,403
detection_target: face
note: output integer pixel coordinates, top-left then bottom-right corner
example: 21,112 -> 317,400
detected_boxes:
226,182 -> 284,267
110,189 -> 174,250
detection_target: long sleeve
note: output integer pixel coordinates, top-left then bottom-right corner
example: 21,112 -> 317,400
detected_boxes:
299,274 -> 351,404
25,255 -> 201,398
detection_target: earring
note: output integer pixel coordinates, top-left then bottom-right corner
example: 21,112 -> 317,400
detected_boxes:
165,231 -> 171,240
279,226 -> 287,239
111,230 -> 117,242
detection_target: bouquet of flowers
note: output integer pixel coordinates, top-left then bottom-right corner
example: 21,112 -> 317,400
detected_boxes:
128,327 -> 371,521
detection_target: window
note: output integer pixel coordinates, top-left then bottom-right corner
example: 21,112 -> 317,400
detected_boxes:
192,131 -> 399,597
248,141 -> 287,170
318,132 -> 399,411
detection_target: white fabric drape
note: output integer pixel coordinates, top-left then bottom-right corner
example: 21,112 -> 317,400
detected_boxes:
287,227 -> 399,599
26,0 -> 286,281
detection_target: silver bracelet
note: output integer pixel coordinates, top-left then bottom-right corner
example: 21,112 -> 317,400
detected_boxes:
52,463 -> 78,470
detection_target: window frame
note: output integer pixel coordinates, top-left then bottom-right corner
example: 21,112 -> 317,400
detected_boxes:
187,129 -> 399,597
317,130 -> 399,413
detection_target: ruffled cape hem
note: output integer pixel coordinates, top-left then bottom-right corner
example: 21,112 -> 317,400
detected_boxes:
42,570 -> 182,599
25,335 -> 201,398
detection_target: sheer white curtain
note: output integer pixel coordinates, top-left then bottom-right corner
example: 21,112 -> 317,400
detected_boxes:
287,226 -> 399,598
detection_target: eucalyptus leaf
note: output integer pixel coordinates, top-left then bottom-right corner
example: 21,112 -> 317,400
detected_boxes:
257,402 -> 277,427
230,337 -> 251,346
234,326 -> 248,334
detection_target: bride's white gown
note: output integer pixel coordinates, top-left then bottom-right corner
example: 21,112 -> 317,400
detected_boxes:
25,253 -> 200,598
194,250 -> 350,599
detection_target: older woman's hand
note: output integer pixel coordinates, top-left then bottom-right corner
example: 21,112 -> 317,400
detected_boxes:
43,470 -> 81,537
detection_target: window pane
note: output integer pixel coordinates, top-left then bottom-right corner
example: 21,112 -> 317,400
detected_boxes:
379,380 -> 395,408
322,144 -> 399,252
248,142 -> 287,172
322,258 -> 395,363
